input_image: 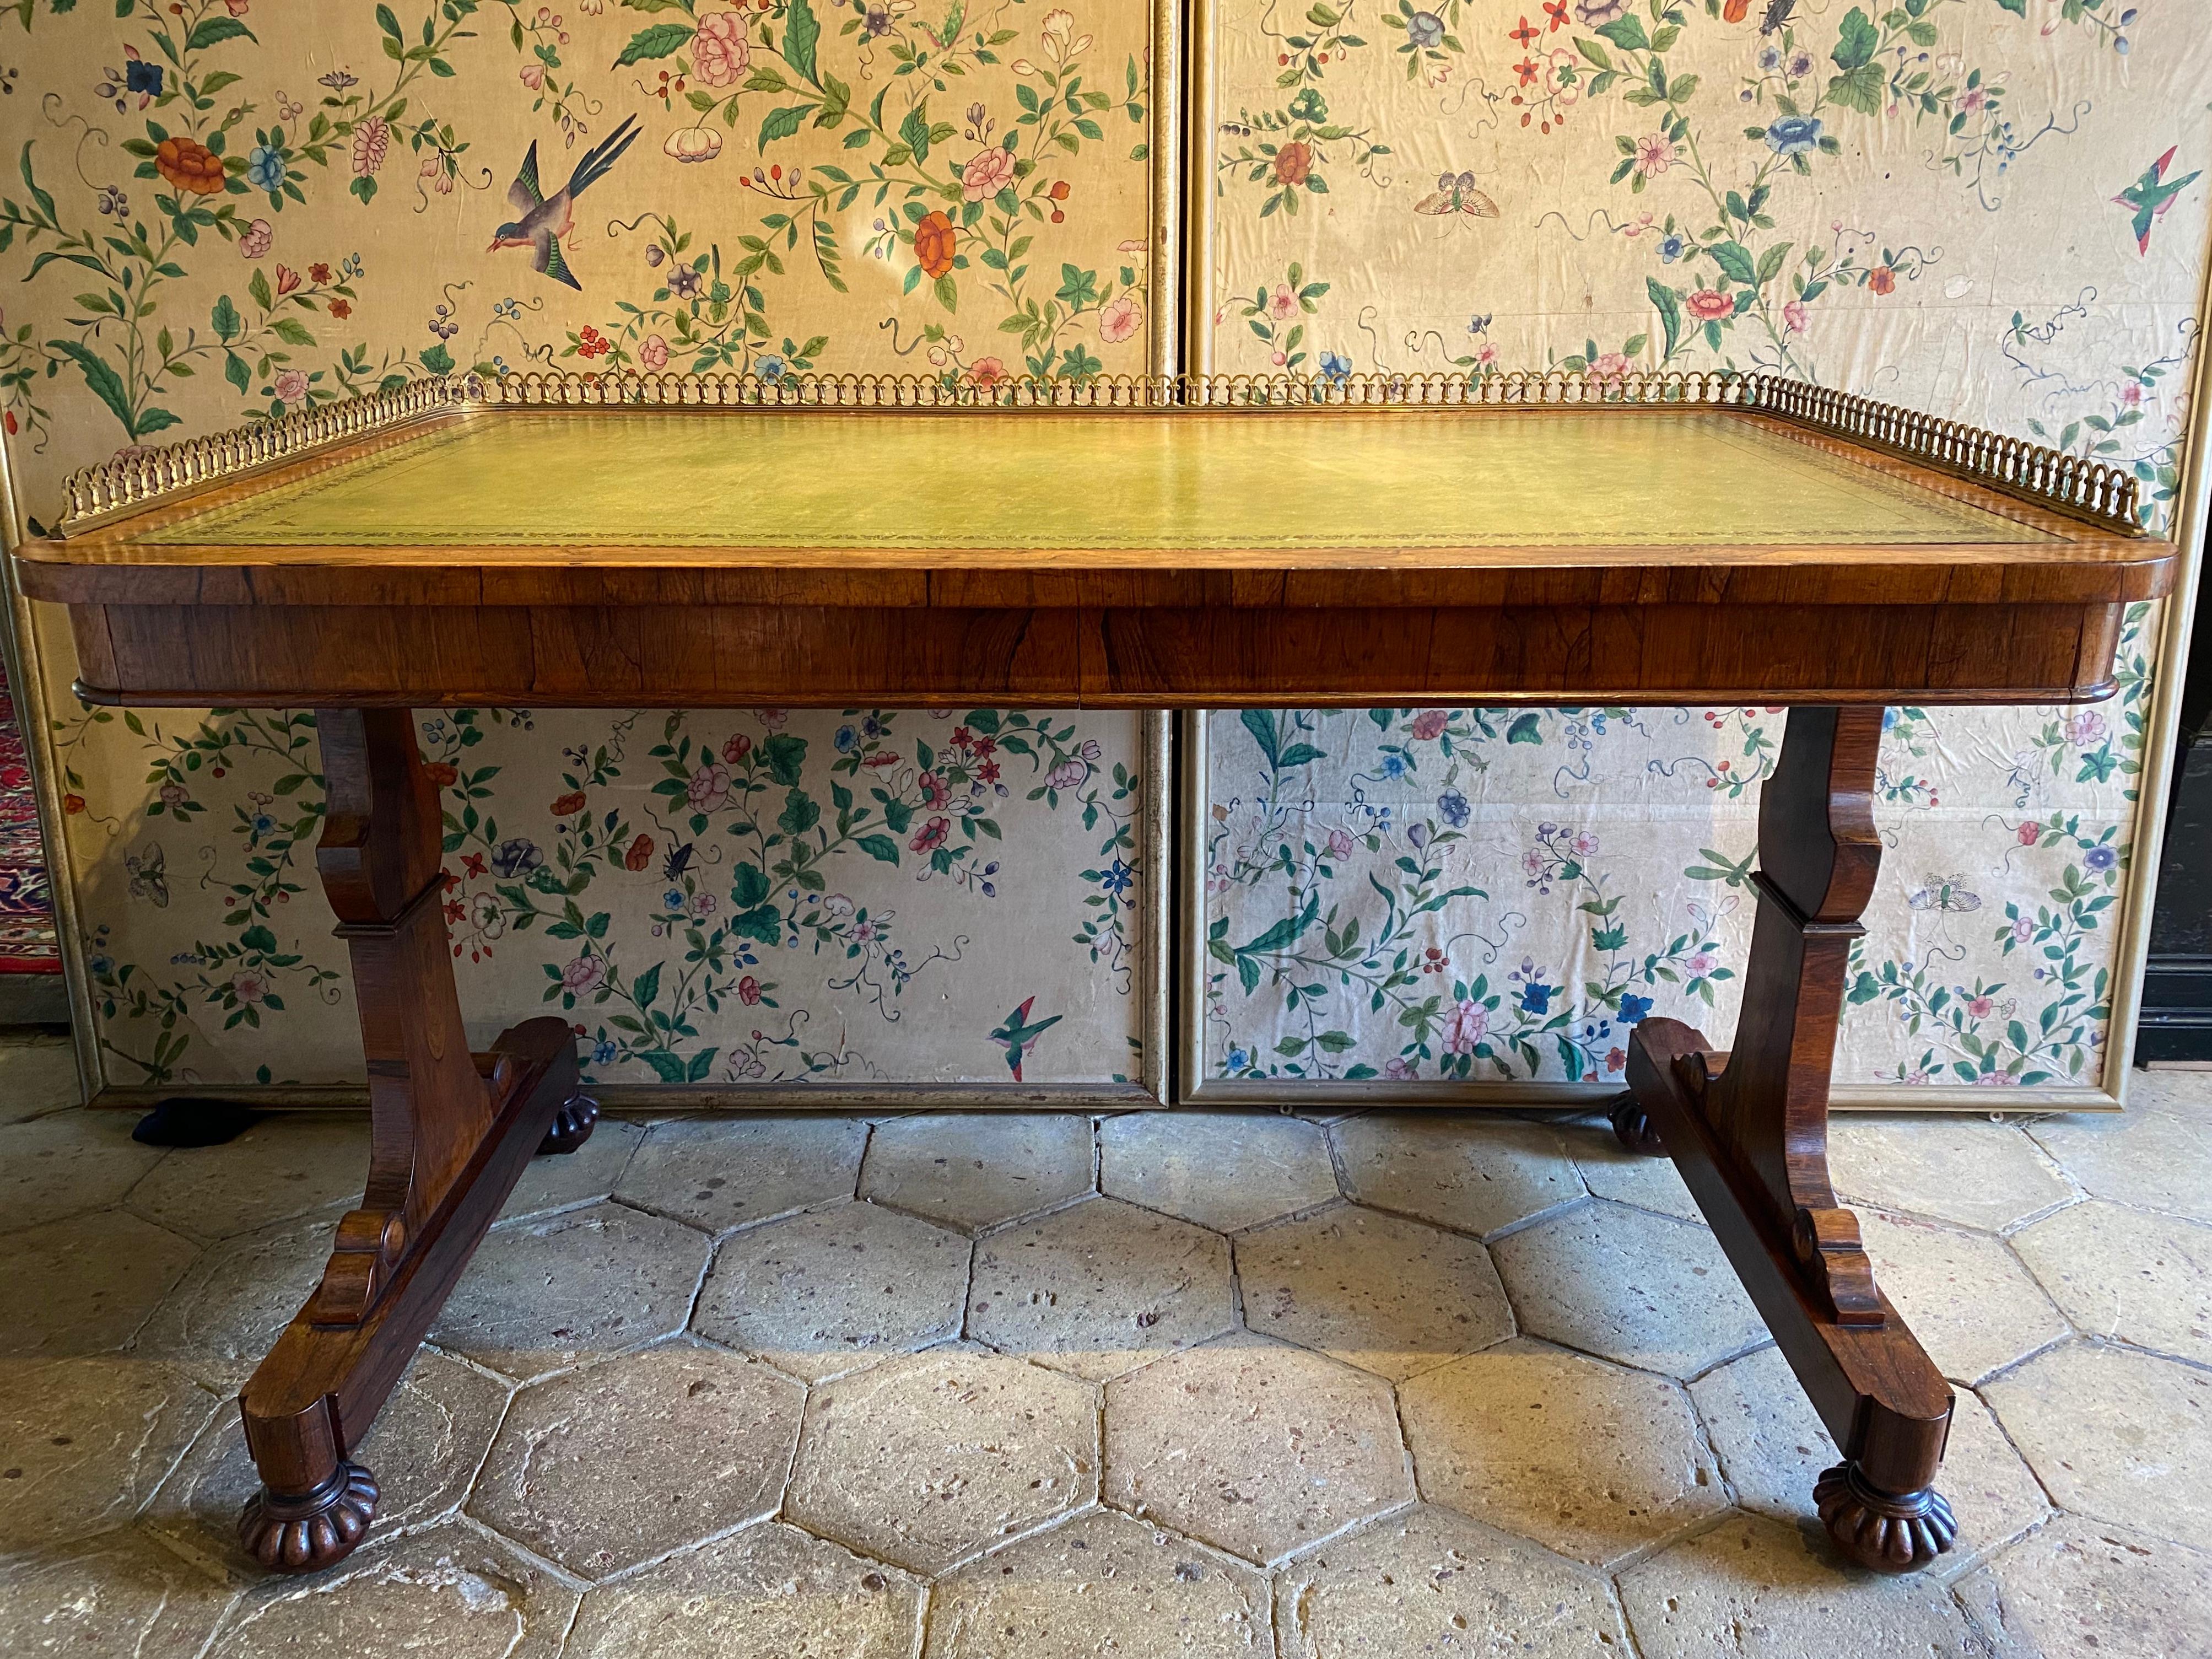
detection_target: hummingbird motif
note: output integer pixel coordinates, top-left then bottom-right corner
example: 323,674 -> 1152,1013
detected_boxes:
489,113 -> 643,290
2113,147 -> 2202,257
989,997 -> 1063,1083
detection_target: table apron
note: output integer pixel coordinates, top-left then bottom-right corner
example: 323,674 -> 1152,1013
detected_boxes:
61,597 -> 2127,708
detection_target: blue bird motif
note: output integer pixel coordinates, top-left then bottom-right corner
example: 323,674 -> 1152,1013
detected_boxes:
489,114 -> 643,290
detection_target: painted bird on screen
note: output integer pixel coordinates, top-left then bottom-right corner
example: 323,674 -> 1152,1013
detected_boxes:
2113,147 -> 2203,257
990,997 -> 1063,1083
490,114 -> 643,290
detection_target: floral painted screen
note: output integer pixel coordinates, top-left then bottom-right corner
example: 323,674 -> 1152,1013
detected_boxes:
0,0 -> 1167,1097
1195,1 -> 2209,1098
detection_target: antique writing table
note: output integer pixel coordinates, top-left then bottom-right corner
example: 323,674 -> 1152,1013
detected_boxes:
14,369 -> 2175,1577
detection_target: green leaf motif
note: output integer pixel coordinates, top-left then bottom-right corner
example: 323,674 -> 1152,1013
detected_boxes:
758,105 -> 811,147
614,21 -> 695,66
784,0 -> 821,84
731,904 -> 783,945
764,733 -> 808,786
1708,240 -> 1758,285
187,14 -> 253,49
899,101 -> 931,164
731,861 -> 772,910
52,340 -> 137,437
1831,6 -> 1878,72
1827,60 -> 1885,116
778,787 -> 820,837
1647,276 -> 1682,359
1240,708 -> 1281,768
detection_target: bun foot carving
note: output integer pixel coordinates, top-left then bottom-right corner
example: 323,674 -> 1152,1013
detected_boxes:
239,1461 -> 379,1573
1608,1091 -> 1666,1157
1815,1461 -> 1957,1574
537,1094 -> 598,1155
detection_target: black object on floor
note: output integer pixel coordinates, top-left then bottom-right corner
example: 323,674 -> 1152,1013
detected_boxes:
133,1097 -> 262,1146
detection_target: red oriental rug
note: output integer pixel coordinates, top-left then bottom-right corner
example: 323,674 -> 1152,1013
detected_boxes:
0,660 -> 60,973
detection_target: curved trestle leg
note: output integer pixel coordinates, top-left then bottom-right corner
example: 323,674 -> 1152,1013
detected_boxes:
233,709 -> 584,1573
1622,707 -> 1955,1574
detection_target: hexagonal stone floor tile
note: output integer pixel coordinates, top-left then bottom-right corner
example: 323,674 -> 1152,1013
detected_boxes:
1618,1513 -> 1987,1658
1236,1204 -> 1513,1381
1334,1115 -> 1586,1239
0,1036 -> 82,1125
203,1523 -> 575,1658
0,1357 -> 219,1555
1098,1111 -> 1338,1232
2011,1198 -> 2212,1366
860,1114 -> 1094,1232
924,1507 -> 1270,1658
566,1521 -> 924,1659
499,1115 -> 646,1224
1955,1515 -> 2212,1659
469,1340 -> 802,1579
2026,1073 -> 2212,1225
694,1199 -> 969,1381
969,1195 -> 1234,1380
0,1209 -> 198,1359
125,1113 -> 369,1241
1274,1504 -> 1631,1659
0,1108 -> 166,1235
130,1209 -> 341,1392
1398,1338 -> 1724,1568
148,1348 -> 511,1579
1489,1200 -> 1765,1379
1687,1344 -> 2048,1576
0,1528 -> 234,1658
786,1345 -> 1098,1575
428,1200 -> 711,1381
1103,1337 -> 1412,1565
1983,1341 -> 2212,1550
1858,1209 -> 2069,1386
1569,1121 -> 1703,1222
1829,1115 -> 2073,1232
615,1116 -> 867,1234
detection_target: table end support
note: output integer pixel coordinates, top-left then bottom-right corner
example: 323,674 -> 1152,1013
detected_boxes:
233,709 -> 584,1574
1622,706 -> 1955,1574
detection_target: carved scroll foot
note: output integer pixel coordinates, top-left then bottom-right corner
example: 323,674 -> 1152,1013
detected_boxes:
238,1461 -> 380,1574
1607,1090 -> 1666,1156
537,1094 -> 599,1155
1815,1461 -> 1957,1574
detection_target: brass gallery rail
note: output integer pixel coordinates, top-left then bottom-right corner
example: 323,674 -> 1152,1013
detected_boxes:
10,369 -> 2177,1576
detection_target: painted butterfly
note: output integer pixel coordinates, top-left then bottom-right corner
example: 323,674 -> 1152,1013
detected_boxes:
1413,170 -> 1499,218
126,843 -> 170,908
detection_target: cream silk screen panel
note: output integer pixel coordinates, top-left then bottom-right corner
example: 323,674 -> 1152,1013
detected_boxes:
0,0 -> 1169,1100
1192,0 -> 2210,1101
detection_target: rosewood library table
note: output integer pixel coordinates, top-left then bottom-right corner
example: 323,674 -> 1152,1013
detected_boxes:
14,369 -> 2175,1577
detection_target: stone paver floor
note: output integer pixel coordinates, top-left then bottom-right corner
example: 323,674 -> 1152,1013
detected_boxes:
3,1031 -> 2210,1656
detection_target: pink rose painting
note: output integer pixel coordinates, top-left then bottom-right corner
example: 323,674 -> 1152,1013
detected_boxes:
1442,999 -> 1488,1054
692,10 -> 751,87
962,146 -> 1018,201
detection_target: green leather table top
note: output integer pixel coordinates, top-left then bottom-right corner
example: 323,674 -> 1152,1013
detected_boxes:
126,408 -> 2063,556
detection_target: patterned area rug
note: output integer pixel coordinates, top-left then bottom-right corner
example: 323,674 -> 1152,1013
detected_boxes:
0,661 -> 60,973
